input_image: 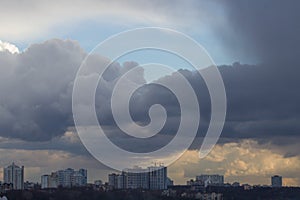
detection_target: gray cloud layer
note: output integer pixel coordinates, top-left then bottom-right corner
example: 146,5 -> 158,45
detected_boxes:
0,38 -> 299,157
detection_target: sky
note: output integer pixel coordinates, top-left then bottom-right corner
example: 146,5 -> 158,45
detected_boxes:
0,0 -> 300,186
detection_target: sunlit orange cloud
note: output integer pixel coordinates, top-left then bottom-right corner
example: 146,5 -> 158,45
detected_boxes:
169,140 -> 300,186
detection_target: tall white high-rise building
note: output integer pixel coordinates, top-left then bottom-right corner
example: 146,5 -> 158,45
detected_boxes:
3,162 -> 24,190
71,170 -> 87,187
148,166 -> 167,190
58,168 -> 74,187
41,175 -> 49,189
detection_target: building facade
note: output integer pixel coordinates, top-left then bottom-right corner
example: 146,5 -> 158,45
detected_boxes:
49,172 -> 58,188
108,173 -> 118,189
41,175 -> 49,189
271,175 -> 282,187
125,167 -> 149,189
3,162 -> 24,190
57,168 -> 74,187
41,168 -> 87,188
148,166 -> 167,190
108,165 -> 168,190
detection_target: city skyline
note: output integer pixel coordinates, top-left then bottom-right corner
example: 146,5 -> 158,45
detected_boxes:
0,162 -> 289,188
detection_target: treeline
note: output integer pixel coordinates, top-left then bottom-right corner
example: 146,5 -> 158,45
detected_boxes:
4,188 -> 182,200
207,186 -> 300,200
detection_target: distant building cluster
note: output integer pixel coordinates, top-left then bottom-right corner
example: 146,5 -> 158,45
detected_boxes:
188,174 -> 224,187
108,165 -> 173,190
0,161 -> 287,197
41,168 -> 87,189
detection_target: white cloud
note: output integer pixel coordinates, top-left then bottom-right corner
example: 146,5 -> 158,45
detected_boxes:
0,40 -> 19,54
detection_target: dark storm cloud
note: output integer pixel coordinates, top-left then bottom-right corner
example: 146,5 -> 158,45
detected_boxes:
220,62 -> 300,140
219,0 -> 300,63
125,62 -> 300,152
0,39 -> 84,141
214,0 -> 300,150
0,39 -> 145,142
